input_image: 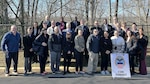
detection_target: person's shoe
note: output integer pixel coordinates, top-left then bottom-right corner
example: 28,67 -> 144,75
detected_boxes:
67,70 -> 71,73
56,71 -> 61,74
87,72 -> 93,75
52,72 -> 55,74
12,72 -> 18,75
79,71 -> 85,74
28,72 -> 33,74
41,73 -> 46,76
75,71 -> 78,74
63,72 -> 66,75
101,71 -> 105,75
24,73 -> 28,76
105,70 -> 110,75
5,74 -> 9,77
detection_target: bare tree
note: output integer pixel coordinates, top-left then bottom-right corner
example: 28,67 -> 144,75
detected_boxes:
115,0 -> 119,19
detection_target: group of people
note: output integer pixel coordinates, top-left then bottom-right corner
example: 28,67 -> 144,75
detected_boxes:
1,15 -> 148,77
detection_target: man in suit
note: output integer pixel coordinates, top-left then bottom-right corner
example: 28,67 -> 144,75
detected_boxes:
101,18 -> 115,37
39,15 -> 51,29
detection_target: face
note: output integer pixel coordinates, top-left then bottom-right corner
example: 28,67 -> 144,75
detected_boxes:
104,31 -> 109,38
80,19 -> 84,25
103,19 -> 107,24
51,20 -> 55,27
127,31 -> 131,37
132,24 -> 136,30
113,17 -> 118,23
94,21 -> 99,26
139,28 -> 143,35
66,32 -> 71,38
43,23 -> 47,28
34,22 -> 38,28
116,22 -> 121,28
93,29 -> 99,36
66,23 -> 71,28
114,31 -> 119,37
27,28 -> 33,35
54,26 -> 59,34
78,30 -> 83,36
45,15 -> 50,21
10,25 -> 17,35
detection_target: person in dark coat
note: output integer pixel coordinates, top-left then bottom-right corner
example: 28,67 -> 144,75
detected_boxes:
137,28 -> 148,75
100,31 -> 112,75
90,20 -> 103,37
126,30 -> 137,75
34,28 -> 49,75
71,16 -> 80,31
32,22 -> 40,63
48,26 -> 63,74
23,27 -> 35,76
39,15 -> 51,29
101,18 -> 115,37
62,32 -> 74,75
57,17 -> 67,31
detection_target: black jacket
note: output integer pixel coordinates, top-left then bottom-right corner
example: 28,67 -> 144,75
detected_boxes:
101,24 -> 115,37
23,35 -> 35,57
48,33 -> 63,52
34,34 -> 49,56
62,38 -> 74,53
100,37 -> 112,53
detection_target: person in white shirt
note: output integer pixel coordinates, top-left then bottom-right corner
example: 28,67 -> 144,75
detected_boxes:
47,20 -> 62,36
111,30 -> 125,53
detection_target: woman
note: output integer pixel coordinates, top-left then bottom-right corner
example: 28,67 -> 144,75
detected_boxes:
100,31 -> 112,75
62,32 -> 74,75
23,27 -> 34,76
74,29 -> 85,74
34,28 -> 49,75
137,28 -> 148,75
126,30 -> 137,75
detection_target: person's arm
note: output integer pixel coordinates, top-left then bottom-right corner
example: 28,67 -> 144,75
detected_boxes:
86,35 -> 92,52
48,35 -> 53,51
1,34 -> 7,52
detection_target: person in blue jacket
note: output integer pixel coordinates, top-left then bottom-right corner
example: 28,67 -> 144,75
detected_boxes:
1,25 -> 21,77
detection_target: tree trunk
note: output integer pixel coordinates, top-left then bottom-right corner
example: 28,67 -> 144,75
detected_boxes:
85,0 -> 89,26
34,0 -> 39,22
31,0 -> 35,25
0,0 -> 8,24
20,0 -> 25,35
109,0 -> 112,23
115,0 -> 119,20
60,0 -> 62,17
90,0 -> 95,26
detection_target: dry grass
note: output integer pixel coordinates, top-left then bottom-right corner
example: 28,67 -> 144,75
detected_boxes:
0,51 -> 150,67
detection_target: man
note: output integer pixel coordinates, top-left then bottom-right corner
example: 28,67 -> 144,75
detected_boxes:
86,29 -> 101,75
39,15 -> 51,29
48,26 -> 63,74
71,16 -> 80,31
101,18 -> 114,37
1,25 -> 21,77
90,20 -> 103,37
47,20 -> 62,36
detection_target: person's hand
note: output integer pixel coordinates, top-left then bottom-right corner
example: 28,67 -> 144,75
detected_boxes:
81,48 -> 84,52
105,50 -> 110,54
42,42 -> 47,46
68,51 -> 71,54
29,48 -> 33,52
